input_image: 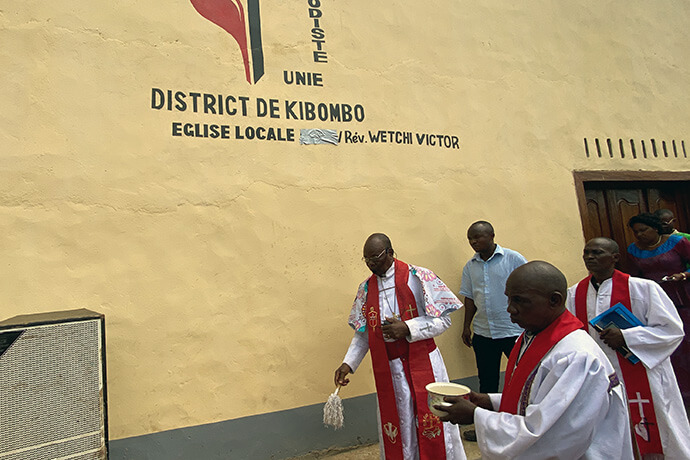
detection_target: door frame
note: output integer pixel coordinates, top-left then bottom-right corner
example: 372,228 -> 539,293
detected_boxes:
573,170 -> 690,240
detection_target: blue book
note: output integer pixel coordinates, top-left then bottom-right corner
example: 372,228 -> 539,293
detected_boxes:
589,302 -> 644,364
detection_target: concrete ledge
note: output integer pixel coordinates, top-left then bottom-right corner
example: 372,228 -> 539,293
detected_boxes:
109,376 -> 479,460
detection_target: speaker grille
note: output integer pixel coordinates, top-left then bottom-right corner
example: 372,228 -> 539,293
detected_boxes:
0,318 -> 106,459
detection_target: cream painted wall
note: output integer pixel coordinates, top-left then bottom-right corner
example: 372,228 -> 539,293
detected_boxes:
1,0 -> 689,440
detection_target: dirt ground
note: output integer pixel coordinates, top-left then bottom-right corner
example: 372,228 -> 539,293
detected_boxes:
288,425 -> 481,459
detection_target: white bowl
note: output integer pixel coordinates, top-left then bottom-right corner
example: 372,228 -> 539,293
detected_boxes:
426,382 -> 470,417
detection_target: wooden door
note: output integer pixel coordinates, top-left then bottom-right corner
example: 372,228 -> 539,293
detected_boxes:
581,181 -> 690,273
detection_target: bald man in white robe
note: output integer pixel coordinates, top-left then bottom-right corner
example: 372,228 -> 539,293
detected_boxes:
437,261 -> 633,459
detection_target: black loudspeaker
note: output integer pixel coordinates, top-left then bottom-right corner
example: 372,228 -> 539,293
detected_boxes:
0,309 -> 109,459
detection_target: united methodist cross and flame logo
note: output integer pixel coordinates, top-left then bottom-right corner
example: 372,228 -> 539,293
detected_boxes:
190,0 -> 265,84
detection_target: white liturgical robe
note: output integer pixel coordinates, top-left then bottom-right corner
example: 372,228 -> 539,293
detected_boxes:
343,263 -> 465,460
566,276 -> 690,458
474,329 -> 633,460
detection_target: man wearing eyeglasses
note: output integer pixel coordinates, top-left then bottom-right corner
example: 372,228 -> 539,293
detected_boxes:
334,233 -> 466,460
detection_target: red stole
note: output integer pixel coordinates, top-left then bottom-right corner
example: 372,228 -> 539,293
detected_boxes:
574,270 -> 663,455
499,310 -> 583,415
364,259 -> 446,460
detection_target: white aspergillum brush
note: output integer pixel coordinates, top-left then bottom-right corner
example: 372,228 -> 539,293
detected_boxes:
323,384 -> 344,429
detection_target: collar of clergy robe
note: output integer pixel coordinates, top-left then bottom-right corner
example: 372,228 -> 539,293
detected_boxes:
575,269 -> 663,455
364,259 -> 446,460
348,260 -> 462,332
499,310 -> 583,415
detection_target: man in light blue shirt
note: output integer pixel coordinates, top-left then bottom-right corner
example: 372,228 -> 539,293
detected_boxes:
460,221 -> 527,396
